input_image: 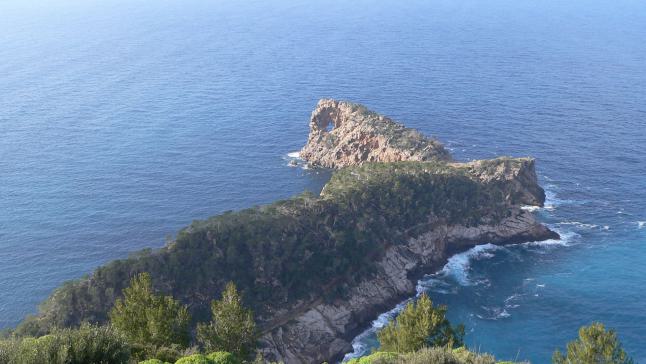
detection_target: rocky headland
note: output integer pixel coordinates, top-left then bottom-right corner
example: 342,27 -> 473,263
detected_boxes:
16,99 -> 557,364
300,99 -> 451,168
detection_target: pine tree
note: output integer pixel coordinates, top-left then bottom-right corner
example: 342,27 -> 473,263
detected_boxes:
377,293 -> 464,353
109,273 -> 190,353
196,282 -> 257,358
553,322 -> 633,364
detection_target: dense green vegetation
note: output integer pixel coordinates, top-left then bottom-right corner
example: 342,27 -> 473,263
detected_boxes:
553,322 -> 634,364
2,269 -> 634,363
347,347 -> 501,364
15,161 -> 514,337
1,276 -> 258,364
0,324 -> 129,364
377,293 -> 464,353
350,322 -> 635,364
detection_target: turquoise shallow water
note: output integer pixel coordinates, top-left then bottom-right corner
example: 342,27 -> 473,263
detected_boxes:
1,0 -> 645,362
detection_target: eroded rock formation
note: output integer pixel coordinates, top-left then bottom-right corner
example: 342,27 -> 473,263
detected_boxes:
300,99 -> 451,168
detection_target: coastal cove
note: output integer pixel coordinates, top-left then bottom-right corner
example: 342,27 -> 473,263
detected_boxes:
2,0 -> 646,362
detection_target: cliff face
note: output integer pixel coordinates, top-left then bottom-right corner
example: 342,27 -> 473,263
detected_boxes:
17,100 -> 556,364
300,99 -> 451,168
458,157 -> 546,207
259,208 -> 555,363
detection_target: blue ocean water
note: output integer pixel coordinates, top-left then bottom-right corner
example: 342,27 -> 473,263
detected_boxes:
1,0 -> 645,362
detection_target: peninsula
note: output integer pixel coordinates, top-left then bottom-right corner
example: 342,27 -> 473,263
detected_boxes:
14,100 -> 557,363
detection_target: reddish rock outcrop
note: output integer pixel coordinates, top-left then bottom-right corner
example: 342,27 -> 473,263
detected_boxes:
300,99 -> 451,168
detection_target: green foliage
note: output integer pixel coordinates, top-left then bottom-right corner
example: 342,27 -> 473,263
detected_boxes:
139,359 -> 170,364
552,322 -> 633,364
110,273 -> 190,359
197,283 -> 256,359
175,354 -> 212,364
0,324 -> 130,364
377,293 -> 464,353
347,347 -> 499,364
206,351 -> 240,364
346,351 -> 398,364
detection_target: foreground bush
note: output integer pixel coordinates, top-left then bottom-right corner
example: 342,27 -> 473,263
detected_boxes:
110,273 -> 190,360
175,354 -> 212,364
138,359 -> 169,364
347,347 -> 498,364
206,351 -> 240,364
377,293 -> 464,353
0,324 -> 130,364
552,322 -> 633,364
197,283 -> 256,359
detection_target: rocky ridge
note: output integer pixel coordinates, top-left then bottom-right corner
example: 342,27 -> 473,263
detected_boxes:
300,99 -> 451,168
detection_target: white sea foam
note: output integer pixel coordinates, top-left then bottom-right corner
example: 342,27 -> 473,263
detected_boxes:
558,221 -> 599,229
287,151 -> 300,158
341,299 -> 411,362
436,243 -> 501,286
543,189 -> 576,211
521,205 -> 541,212
476,306 -> 510,320
522,229 -> 579,248
343,244 -> 502,361
638,221 -> 645,229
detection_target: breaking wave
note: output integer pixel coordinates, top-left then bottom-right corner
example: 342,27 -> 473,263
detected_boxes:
433,244 -> 501,286
521,228 -> 579,248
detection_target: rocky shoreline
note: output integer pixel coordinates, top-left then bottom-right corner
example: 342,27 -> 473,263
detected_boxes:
259,208 -> 557,363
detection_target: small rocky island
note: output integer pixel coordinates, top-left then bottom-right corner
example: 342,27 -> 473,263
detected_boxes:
15,100 -> 557,363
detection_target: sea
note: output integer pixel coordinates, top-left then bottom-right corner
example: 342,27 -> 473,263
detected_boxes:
1,0 -> 645,362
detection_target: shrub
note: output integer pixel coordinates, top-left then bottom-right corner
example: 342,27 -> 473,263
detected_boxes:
377,293 -> 464,353
110,273 -> 190,359
197,283 -> 257,358
175,354 -> 212,364
347,347 -> 498,364
346,351 -> 399,364
552,322 -> 633,364
207,351 -> 240,364
139,359 -> 169,364
0,324 -> 130,364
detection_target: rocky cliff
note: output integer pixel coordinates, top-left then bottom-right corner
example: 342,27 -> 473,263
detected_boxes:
256,100 -> 555,362
300,99 -> 451,168
260,208 -> 555,363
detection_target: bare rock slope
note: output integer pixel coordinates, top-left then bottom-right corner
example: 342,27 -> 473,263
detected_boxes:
300,99 -> 451,168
